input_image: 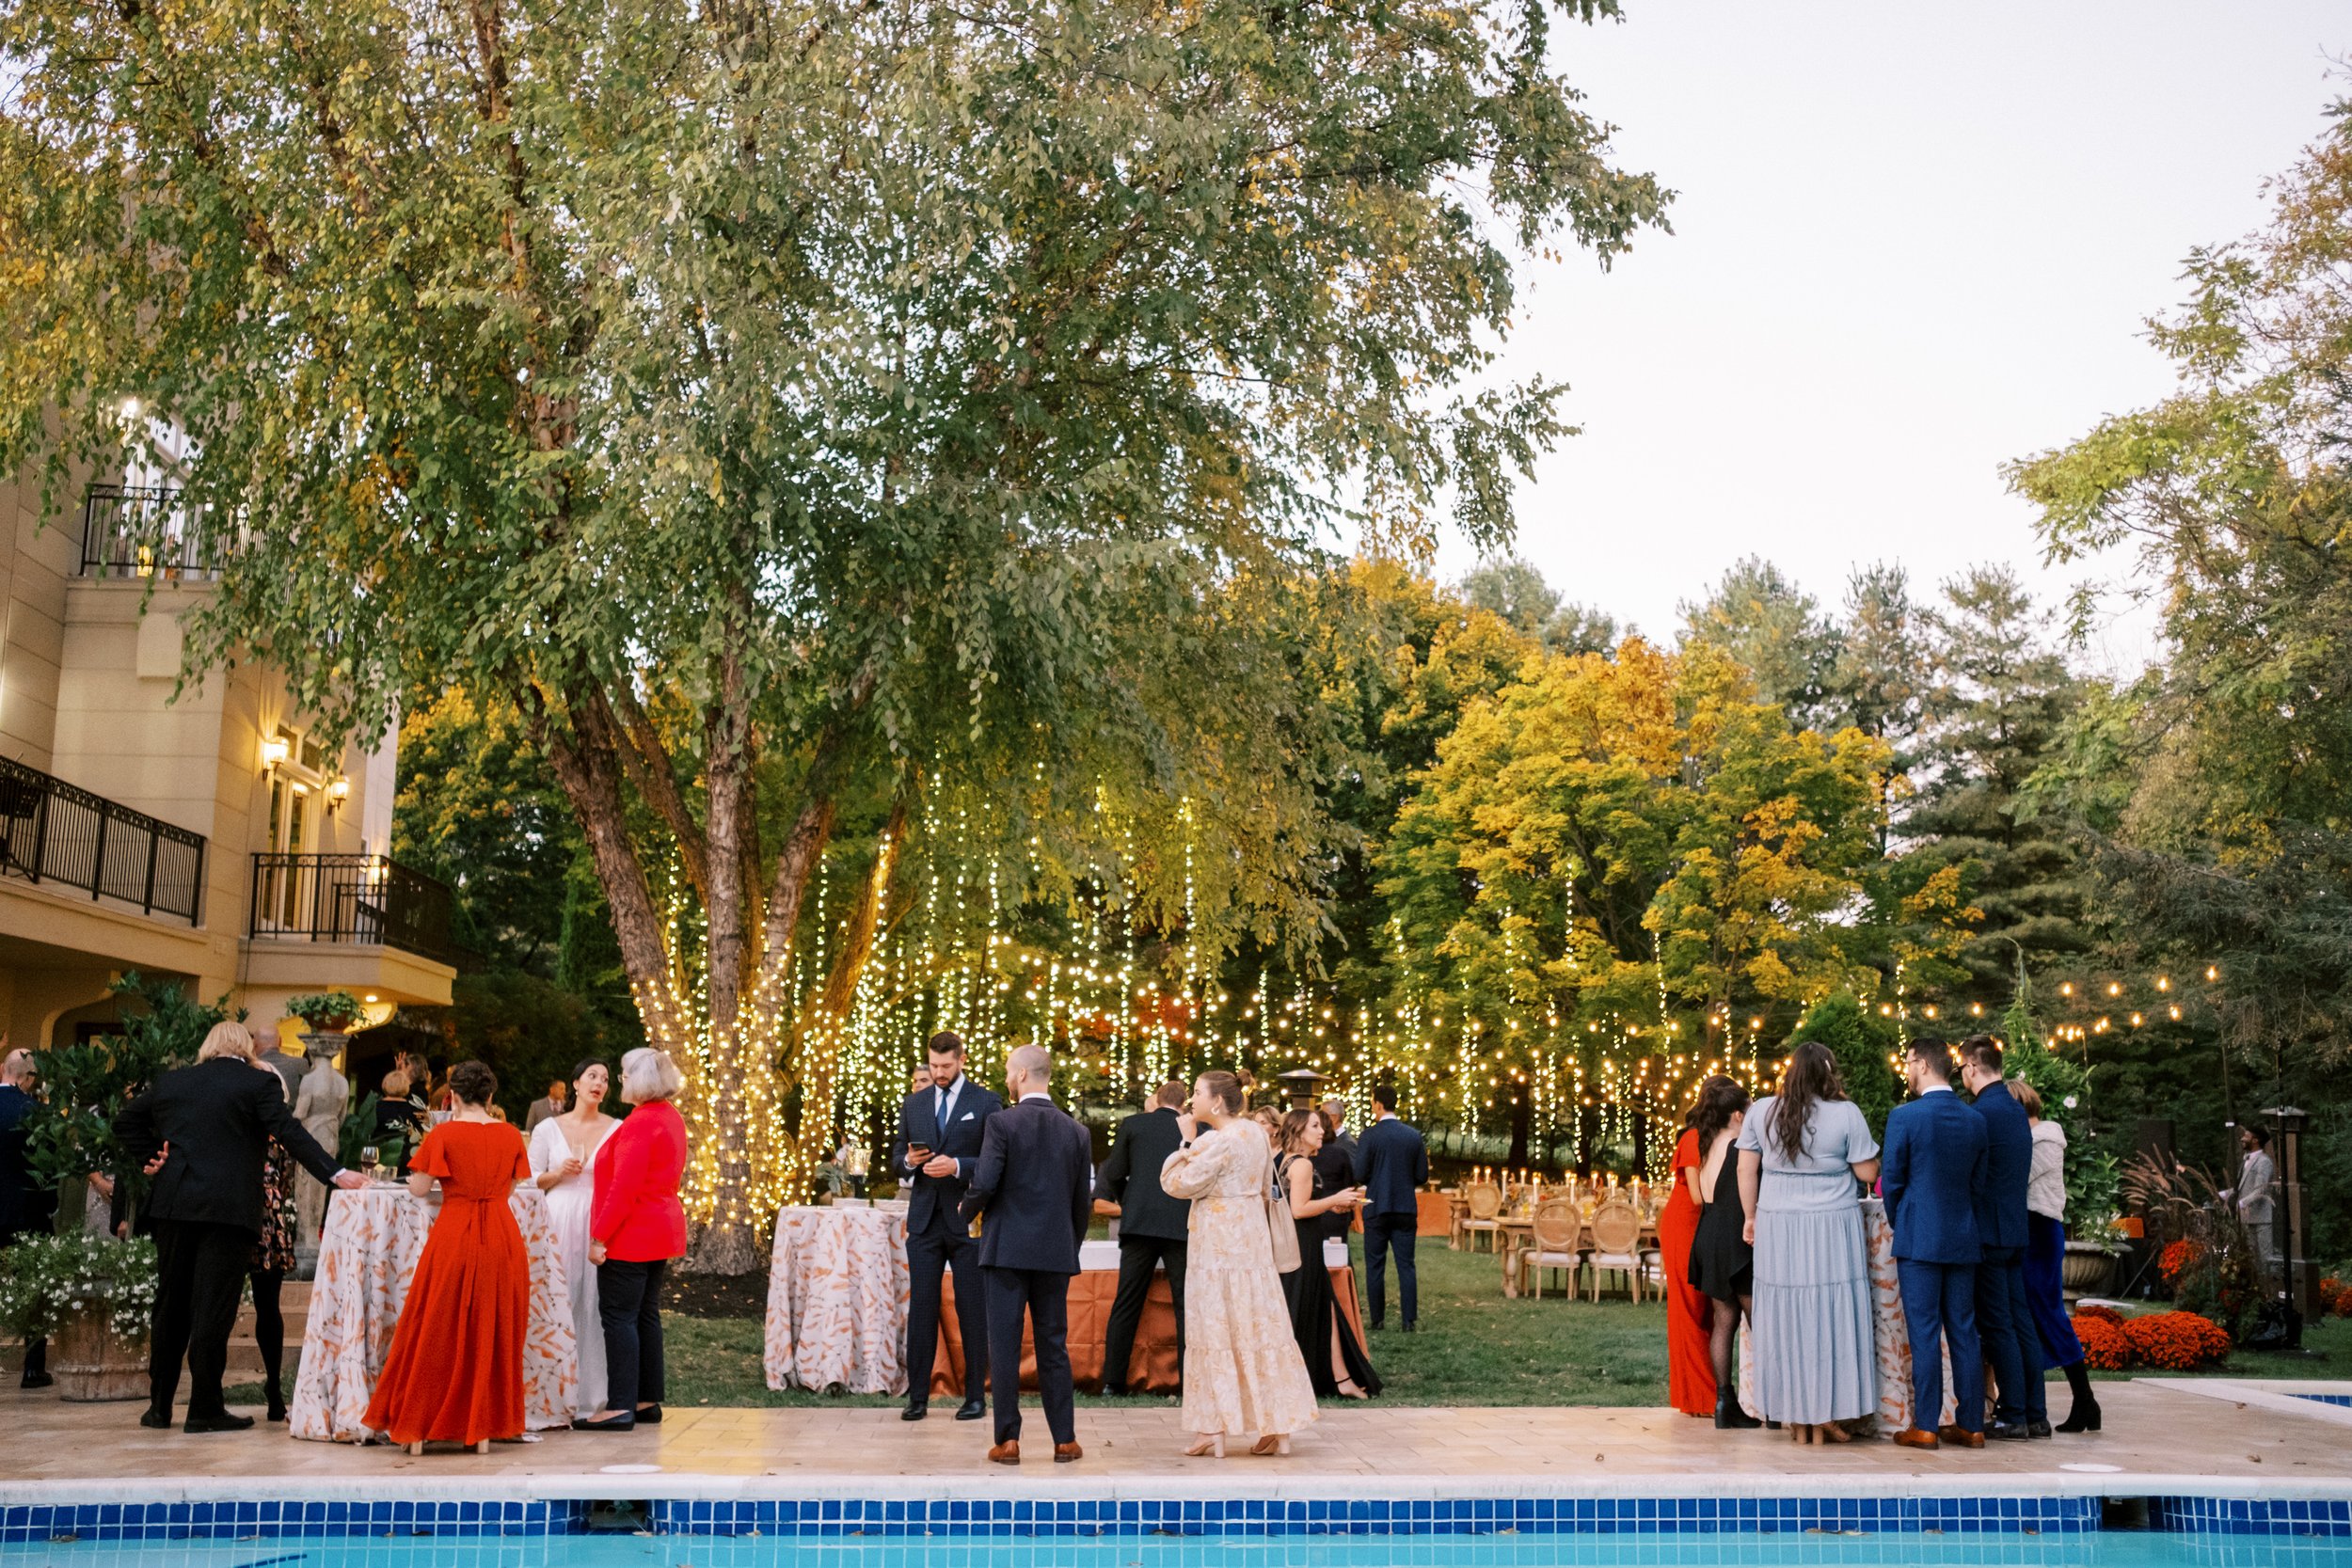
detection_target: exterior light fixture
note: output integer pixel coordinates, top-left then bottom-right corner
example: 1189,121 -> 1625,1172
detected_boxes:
261,736 -> 290,770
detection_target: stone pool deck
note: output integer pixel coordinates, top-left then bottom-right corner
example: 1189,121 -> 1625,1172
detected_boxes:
2,1378 -> 2349,1505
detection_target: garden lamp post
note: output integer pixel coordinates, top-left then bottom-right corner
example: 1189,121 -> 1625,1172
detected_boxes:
2259,1105 -> 2315,1321
1278,1068 -> 1327,1112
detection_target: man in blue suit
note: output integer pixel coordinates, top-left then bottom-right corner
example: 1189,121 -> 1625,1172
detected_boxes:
1880,1037 -> 1987,1450
959,1044 -> 1094,1465
1354,1083 -> 1429,1332
893,1031 -> 1002,1422
1962,1035 -> 2041,1440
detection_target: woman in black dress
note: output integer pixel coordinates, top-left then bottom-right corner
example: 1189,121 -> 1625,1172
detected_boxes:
1276,1109 -> 1380,1398
1685,1075 -> 1759,1429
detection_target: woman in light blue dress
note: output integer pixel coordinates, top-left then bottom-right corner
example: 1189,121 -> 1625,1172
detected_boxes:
1736,1040 -> 1881,1443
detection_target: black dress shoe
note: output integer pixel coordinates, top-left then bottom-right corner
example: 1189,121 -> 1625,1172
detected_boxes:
183,1413 -> 255,1433
571,1412 -> 637,1431
21,1370 -> 54,1389
901,1402 -> 929,1422
2026,1418 -> 2053,1439
955,1398 -> 988,1420
138,1408 -> 174,1431
1402,1322 -> 1419,1334
634,1404 -> 662,1425
1985,1421 -> 2031,1442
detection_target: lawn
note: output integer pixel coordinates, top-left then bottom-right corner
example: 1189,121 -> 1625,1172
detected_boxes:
226,1239 -> 2347,1412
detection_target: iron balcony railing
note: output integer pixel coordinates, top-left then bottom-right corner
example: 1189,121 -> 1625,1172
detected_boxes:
0,754 -> 207,924
248,853 -> 455,962
81,483 -> 215,580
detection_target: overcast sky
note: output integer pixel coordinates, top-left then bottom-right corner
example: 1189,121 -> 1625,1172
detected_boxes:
1439,2 -> 2345,675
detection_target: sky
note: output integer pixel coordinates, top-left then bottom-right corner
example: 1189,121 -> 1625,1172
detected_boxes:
1440,2 -> 2346,676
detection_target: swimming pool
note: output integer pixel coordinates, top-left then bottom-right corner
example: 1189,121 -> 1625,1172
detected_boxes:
2,1533 -> 2349,1568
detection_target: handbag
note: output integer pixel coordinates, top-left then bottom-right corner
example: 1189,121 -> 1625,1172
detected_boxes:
1265,1155 -> 1302,1273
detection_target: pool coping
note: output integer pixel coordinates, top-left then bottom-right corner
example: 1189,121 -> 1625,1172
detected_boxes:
2140,1379 -> 2352,1431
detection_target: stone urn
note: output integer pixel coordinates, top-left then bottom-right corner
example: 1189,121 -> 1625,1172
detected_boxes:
51,1308 -> 149,1402
2061,1240 -> 2120,1299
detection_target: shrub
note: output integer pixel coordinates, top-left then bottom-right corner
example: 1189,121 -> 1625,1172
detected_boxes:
2159,1238 -> 2206,1287
0,1232 -> 158,1340
2073,1312 -> 2133,1370
2122,1309 -> 2232,1371
2074,1302 -> 2124,1325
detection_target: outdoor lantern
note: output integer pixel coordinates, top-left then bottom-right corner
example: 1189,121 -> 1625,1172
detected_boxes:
1277,1067 -> 1326,1110
2260,1105 -> 2317,1321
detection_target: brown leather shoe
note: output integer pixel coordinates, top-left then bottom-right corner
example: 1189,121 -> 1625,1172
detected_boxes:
1937,1425 -> 1986,1449
1893,1427 -> 1941,1450
1054,1441 -> 1083,1464
988,1440 -> 1020,1465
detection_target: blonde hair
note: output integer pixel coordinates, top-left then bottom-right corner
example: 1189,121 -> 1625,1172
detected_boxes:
198,1021 -> 256,1062
619,1047 -> 685,1103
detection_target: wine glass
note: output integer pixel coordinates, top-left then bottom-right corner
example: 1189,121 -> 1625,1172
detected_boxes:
359,1146 -> 381,1181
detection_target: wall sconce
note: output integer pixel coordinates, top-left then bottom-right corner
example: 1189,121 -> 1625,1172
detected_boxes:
326,777 -> 351,811
260,736 -> 290,771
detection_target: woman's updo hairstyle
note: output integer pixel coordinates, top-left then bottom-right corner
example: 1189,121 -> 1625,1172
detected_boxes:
1197,1069 -> 1245,1115
446,1059 -> 499,1107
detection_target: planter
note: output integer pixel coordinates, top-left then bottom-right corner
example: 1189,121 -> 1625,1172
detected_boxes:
51,1308 -> 149,1402
2062,1240 -> 2121,1299
298,1029 -> 350,1057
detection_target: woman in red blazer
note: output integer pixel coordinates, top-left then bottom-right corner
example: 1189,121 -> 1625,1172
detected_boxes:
575,1047 -> 689,1431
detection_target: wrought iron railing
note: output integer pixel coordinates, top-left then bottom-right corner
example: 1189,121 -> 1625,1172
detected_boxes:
81,483 -> 215,579
0,755 -> 206,924
248,853 -> 454,961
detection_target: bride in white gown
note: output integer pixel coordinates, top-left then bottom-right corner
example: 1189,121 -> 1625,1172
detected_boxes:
528,1059 -> 619,1417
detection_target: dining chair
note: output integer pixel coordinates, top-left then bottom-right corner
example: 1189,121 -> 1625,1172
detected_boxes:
1460,1182 -> 1504,1253
1518,1196 -> 1583,1299
1586,1198 -> 1645,1303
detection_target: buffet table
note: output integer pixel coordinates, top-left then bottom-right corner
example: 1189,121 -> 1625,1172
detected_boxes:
764,1205 -> 1360,1398
288,1183 -> 578,1442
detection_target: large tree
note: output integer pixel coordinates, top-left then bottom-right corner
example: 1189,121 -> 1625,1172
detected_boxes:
0,0 -> 1664,1262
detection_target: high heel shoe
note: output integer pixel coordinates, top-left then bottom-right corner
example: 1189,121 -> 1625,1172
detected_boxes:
2056,1400 -> 2102,1433
1183,1434 -> 1225,1459
1817,1421 -> 1851,1445
1250,1433 -> 1292,1457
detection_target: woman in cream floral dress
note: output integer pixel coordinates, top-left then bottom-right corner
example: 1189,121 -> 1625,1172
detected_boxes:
1158,1070 -> 1318,1458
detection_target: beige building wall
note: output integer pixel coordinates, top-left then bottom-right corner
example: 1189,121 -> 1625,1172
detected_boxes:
0,467 -> 452,1051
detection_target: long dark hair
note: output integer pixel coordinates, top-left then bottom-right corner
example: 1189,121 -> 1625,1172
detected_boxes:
1772,1040 -> 1849,1164
1689,1075 -> 1750,1158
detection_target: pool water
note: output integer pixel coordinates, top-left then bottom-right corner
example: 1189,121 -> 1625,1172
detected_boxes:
3,1536 -> 2348,1568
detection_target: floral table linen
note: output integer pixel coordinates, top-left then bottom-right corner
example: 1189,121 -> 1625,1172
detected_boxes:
763,1204 -> 914,1396
289,1184 -> 577,1441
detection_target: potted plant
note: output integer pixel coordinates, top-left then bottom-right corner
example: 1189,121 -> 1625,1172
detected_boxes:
2063,1212 -> 2126,1298
285,990 -> 368,1044
0,1233 -> 157,1402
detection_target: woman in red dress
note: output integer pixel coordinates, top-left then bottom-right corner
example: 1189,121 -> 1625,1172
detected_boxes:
1661,1086 -> 1721,1417
362,1059 -> 532,1453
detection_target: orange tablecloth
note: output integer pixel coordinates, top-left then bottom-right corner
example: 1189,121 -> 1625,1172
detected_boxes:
1417,1190 -> 1452,1236
928,1264 -> 1365,1398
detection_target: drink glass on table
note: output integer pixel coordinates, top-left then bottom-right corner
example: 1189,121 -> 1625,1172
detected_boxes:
359,1146 -> 380,1180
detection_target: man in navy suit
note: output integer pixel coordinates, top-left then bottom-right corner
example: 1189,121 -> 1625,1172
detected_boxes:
1880,1037 -> 1988,1449
1962,1035 -> 2041,1440
1354,1083 -> 1429,1332
959,1044 -> 1093,1465
892,1031 -> 1001,1421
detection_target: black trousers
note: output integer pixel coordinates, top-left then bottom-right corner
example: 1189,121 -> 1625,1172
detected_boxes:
982,1265 -> 1075,1446
1363,1212 -> 1418,1327
906,1219 -> 989,1402
1101,1233 -> 1187,1393
598,1258 -> 667,1411
1976,1247 -> 2044,1425
149,1218 -> 254,1419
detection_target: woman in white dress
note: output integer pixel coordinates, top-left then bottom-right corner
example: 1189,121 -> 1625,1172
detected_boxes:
1157,1069 -> 1319,1458
529,1059 -> 618,1418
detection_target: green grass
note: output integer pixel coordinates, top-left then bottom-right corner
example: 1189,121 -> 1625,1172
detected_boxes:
221,1243 -> 2348,1412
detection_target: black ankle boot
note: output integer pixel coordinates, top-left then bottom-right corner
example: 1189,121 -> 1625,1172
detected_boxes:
2055,1361 -> 2100,1433
1715,1391 -> 1762,1430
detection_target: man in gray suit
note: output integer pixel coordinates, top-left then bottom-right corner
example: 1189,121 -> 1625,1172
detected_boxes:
2236,1126 -> 2279,1270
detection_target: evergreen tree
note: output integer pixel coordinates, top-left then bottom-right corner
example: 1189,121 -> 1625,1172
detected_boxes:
1907,564 -> 2091,1003
1679,558 -> 1842,729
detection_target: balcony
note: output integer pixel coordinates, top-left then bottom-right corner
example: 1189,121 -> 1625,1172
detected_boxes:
0,755 -> 207,924
82,483 -> 215,580
248,854 -> 455,962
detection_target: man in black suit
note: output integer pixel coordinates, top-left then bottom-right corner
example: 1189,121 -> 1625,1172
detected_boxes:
892,1030 -> 1001,1421
1354,1082 -> 1429,1332
1096,1080 -> 1190,1395
959,1044 -> 1092,1465
113,1022 -> 364,1433
1961,1035 -> 2041,1440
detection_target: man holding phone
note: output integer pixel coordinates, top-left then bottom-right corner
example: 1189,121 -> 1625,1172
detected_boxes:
894,1031 -> 1002,1421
